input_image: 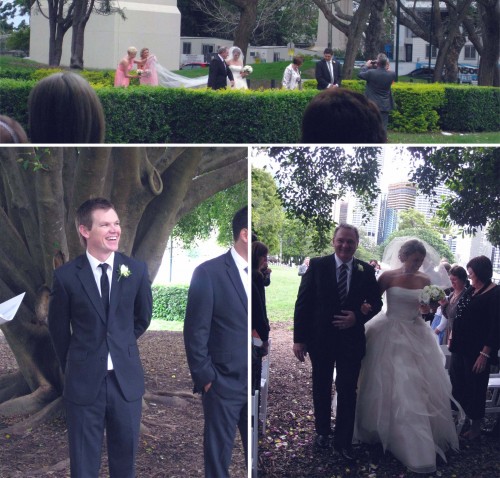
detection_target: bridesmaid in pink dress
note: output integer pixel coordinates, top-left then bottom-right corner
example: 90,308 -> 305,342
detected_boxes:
137,48 -> 159,86
114,47 -> 138,87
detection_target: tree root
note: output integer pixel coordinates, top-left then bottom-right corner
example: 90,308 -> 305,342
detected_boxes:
0,371 -> 30,404
0,384 -> 59,417
27,458 -> 70,476
143,392 -> 192,408
150,389 -> 196,399
1,396 -> 63,436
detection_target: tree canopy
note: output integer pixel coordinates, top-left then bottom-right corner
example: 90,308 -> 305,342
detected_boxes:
409,147 -> 500,247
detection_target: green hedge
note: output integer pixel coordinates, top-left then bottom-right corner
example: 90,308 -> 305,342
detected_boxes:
151,284 -> 189,322
1,76 -> 498,142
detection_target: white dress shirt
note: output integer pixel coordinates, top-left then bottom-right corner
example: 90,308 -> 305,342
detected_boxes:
86,251 -> 114,370
231,246 -> 249,298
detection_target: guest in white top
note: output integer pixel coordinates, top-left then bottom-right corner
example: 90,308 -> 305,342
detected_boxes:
282,56 -> 304,90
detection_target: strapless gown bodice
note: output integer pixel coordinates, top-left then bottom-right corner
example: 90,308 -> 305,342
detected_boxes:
354,287 -> 459,473
228,65 -> 248,90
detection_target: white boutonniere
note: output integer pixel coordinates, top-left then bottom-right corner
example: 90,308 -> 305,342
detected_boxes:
357,264 -> 364,272
118,264 -> 131,281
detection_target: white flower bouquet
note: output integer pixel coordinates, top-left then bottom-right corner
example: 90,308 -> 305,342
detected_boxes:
137,69 -> 144,76
419,285 -> 445,306
242,65 -> 253,75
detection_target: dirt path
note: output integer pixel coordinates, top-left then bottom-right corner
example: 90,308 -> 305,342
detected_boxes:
0,331 -> 246,478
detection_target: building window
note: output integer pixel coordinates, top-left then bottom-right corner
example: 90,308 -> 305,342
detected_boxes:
182,43 -> 191,55
273,52 -> 280,62
464,45 -> 476,60
426,44 -> 437,59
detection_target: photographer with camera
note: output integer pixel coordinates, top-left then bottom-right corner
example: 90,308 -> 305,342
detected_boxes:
358,53 -> 396,134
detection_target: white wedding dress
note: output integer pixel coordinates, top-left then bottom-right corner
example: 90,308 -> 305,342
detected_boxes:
354,287 -> 459,473
228,65 -> 248,89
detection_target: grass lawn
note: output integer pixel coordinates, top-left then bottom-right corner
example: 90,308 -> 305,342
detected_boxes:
266,265 -> 301,322
149,319 -> 184,331
388,130 -> 500,143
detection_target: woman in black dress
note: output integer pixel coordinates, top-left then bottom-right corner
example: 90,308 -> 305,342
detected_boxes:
449,255 -> 500,440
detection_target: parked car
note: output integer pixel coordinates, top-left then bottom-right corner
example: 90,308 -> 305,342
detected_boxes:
180,62 -> 209,70
407,67 -> 435,80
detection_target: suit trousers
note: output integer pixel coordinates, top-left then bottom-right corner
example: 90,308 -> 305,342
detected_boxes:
309,348 -> 361,448
380,111 -> 389,132
202,385 -> 247,478
65,372 -> 142,478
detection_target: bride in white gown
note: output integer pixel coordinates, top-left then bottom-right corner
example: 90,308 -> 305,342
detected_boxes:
354,238 -> 461,473
226,46 -> 249,90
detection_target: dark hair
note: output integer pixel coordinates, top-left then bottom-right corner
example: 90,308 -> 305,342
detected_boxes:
293,56 -> 304,66
333,223 -> 359,242
252,241 -> 269,270
323,48 -> 334,55
449,265 -> 467,283
466,255 -> 493,283
76,198 -> 115,247
0,115 -> 28,143
442,262 -> 451,273
301,88 -> 387,143
140,47 -> 149,56
398,239 -> 426,262
28,72 -> 105,143
232,206 -> 248,242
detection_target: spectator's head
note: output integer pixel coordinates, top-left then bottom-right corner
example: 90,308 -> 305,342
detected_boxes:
466,255 -> 493,286
449,265 -> 467,290
304,257 -> 310,266
376,53 -> 388,68
323,48 -> 334,62
369,259 -> 380,270
75,198 -> 116,249
252,241 -> 269,273
0,115 -> 28,143
28,72 -> 105,143
293,56 -> 304,67
301,88 -> 386,143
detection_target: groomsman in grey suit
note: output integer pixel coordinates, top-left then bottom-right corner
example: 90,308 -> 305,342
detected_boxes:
48,198 -> 152,477
184,206 -> 248,478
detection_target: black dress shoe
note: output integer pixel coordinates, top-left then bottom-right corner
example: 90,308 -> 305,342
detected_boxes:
314,434 -> 332,448
334,446 -> 355,462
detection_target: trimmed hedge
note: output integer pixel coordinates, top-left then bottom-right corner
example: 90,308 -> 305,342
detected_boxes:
0,76 -> 498,142
152,284 -> 189,322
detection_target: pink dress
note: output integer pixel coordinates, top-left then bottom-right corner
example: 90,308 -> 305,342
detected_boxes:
114,57 -> 134,87
139,55 -> 159,86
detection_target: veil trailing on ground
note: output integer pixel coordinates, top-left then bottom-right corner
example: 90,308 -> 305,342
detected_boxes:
381,236 -> 452,289
155,62 -> 208,88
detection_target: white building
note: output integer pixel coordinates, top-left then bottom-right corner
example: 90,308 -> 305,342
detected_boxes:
30,0 -> 181,70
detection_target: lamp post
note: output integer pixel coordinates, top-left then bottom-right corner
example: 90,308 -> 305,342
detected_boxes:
395,0 -> 401,81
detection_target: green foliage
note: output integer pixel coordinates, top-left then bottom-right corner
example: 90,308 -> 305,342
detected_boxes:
173,181 -> 248,248
151,284 -> 189,322
389,83 -> 445,133
398,209 -> 428,230
31,68 -> 64,81
268,147 -> 382,251
409,147 -> 500,247
440,86 -> 500,132
5,26 -> 29,52
251,167 -> 284,253
380,227 -> 454,263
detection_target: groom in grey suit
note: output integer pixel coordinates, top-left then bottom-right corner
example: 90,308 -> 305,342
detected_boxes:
184,206 -> 248,478
48,198 -> 152,477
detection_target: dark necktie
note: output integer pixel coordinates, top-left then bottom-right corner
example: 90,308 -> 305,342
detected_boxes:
99,263 -> 110,316
244,266 -> 248,274
338,263 -> 348,304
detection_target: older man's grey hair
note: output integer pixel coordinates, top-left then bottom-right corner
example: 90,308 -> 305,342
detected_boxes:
218,46 -> 229,55
377,53 -> 388,67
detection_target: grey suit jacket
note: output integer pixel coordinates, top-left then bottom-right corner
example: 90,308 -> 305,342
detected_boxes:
184,250 -> 248,399
48,252 -> 152,405
358,67 -> 396,112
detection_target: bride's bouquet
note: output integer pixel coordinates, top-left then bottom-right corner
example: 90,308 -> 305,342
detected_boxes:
242,65 -> 253,75
419,285 -> 445,306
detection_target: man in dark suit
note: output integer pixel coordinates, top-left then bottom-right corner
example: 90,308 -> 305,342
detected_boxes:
207,46 -> 235,90
315,47 -> 342,90
184,206 -> 248,478
358,53 -> 396,132
48,198 -> 152,478
293,224 -> 382,460
184,207 -> 250,478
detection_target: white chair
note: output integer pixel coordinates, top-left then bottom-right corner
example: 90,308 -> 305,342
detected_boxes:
259,339 -> 271,435
251,390 -> 260,478
486,376 -> 500,415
